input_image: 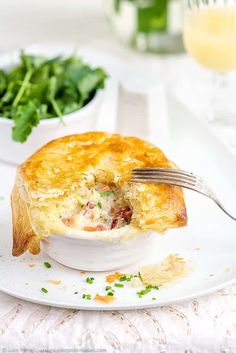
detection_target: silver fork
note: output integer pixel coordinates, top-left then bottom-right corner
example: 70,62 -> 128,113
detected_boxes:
131,168 -> 236,221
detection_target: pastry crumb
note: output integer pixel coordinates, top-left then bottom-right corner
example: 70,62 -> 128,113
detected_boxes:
94,294 -> 116,304
106,272 -> 124,284
139,254 -> 190,286
130,276 -> 143,288
28,263 -> 35,268
48,280 -> 61,285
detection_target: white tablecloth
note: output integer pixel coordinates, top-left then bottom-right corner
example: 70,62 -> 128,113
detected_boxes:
0,1 -> 236,352
0,284 -> 235,352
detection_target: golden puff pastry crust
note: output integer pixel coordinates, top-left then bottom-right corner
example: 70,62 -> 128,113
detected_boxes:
11,132 -> 187,256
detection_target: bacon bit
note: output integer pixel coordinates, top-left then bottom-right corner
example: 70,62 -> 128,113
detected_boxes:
106,272 -> 124,284
48,280 -> 61,285
110,218 -> 118,229
110,206 -> 132,229
83,201 -> 96,216
86,201 -> 95,209
94,294 -> 116,304
82,226 -> 98,232
117,206 -> 132,223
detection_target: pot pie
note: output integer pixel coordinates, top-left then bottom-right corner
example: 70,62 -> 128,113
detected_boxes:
11,132 -> 187,256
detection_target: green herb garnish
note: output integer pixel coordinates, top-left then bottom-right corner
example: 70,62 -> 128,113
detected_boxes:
100,191 -> 114,197
0,51 -> 107,143
105,286 -> 115,296
105,286 -> 113,291
136,287 -> 152,298
137,284 -> 159,298
152,297 -> 156,300
82,293 -> 92,300
86,277 -> 95,284
41,287 -> 48,294
97,201 -> 102,209
74,291 -> 78,294
119,274 -> 133,282
114,283 -> 124,288
107,292 -> 114,296
44,261 -> 52,269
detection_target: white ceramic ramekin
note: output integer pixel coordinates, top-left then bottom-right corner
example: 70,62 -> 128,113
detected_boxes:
41,229 -> 153,272
0,90 -> 104,165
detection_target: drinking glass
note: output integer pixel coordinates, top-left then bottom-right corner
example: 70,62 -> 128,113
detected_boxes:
183,0 -> 236,123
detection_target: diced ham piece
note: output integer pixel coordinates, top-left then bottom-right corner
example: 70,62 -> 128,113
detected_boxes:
96,224 -> 107,231
86,201 -> 95,209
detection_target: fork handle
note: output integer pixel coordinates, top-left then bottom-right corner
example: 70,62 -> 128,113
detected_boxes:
212,197 -> 236,221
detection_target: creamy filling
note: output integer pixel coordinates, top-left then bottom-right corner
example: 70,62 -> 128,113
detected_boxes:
61,183 -> 132,231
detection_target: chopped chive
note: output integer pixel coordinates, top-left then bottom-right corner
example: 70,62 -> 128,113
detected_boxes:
152,297 -> 156,300
41,287 -> 48,294
100,191 -> 114,197
146,285 -> 159,290
105,286 -> 115,295
86,277 -> 94,284
114,283 -> 124,288
97,201 -> 102,209
74,291 -> 78,294
107,292 -> 114,296
82,293 -> 92,300
137,284 -> 160,298
137,287 -> 151,298
44,261 -> 52,268
119,274 -> 133,282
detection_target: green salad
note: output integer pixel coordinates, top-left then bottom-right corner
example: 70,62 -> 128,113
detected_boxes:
0,51 -> 108,142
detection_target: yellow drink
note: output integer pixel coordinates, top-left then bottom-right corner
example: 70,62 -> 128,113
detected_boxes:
183,7 -> 236,72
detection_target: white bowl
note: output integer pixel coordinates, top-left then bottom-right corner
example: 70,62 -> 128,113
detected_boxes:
0,90 -> 104,165
41,228 -> 153,272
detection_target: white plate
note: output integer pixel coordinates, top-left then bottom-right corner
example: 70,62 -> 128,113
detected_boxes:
0,94 -> 235,310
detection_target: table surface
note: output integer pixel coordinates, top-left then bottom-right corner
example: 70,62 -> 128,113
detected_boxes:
0,1 -> 236,352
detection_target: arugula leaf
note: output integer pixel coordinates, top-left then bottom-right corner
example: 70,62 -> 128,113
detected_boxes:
77,68 -> 107,101
0,70 -> 7,95
12,101 -> 40,142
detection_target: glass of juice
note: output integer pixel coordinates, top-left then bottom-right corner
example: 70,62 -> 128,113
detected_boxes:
183,0 -> 236,122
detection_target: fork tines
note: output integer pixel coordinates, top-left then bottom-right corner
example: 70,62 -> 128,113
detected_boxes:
131,168 -> 197,187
